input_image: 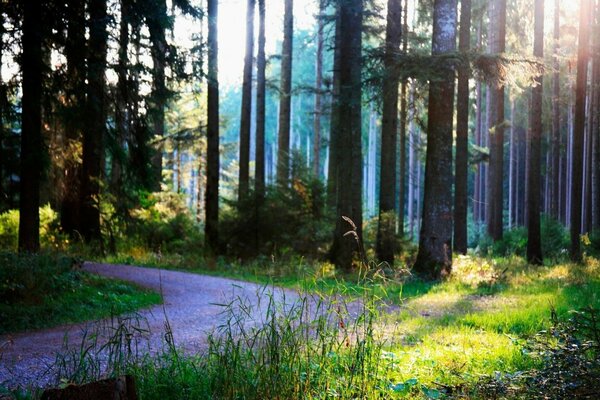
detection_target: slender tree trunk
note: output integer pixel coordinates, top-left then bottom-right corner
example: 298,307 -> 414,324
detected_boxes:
486,0 -> 507,241
205,0 -> 220,254
255,0 -> 266,197
407,88 -> 415,239
453,0 -> 471,254
19,0 -> 43,252
414,0 -> 457,278
584,84 -> 593,233
592,0 -> 600,230
570,0 -> 591,262
313,0 -> 324,177
397,0 -> 409,236
526,0 -> 544,265
80,0 -> 107,244
147,0 -> 168,191
276,0 -> 294,185
376,0 -> 402,263
327,3 -> 342,209
61,0 -> 85,236
238,0 -> 255,200
508,100 -> 515,228
330,0 -> 363,271
550,0 -> 561,220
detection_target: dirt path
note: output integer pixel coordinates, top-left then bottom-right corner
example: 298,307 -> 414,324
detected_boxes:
0,263 -> 297,389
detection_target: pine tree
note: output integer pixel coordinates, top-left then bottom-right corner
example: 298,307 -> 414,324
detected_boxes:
276,0 -> 293,185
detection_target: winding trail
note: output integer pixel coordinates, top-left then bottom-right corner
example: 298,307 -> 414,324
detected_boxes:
0,263 -> 297,389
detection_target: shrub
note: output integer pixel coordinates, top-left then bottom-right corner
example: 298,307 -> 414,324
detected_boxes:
0,205 -> 67,251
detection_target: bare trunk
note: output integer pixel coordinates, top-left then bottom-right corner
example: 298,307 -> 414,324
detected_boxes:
276,0 -> 294,185
313,0 -> 324,177
255,0 -> 266,197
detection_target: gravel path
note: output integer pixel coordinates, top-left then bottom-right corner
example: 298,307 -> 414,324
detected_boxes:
0,262 -> 298,389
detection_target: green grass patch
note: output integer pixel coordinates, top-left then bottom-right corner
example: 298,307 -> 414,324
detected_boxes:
0,253 -> 160,334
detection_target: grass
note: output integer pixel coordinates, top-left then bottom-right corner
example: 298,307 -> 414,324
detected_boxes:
0,253 -> 160,334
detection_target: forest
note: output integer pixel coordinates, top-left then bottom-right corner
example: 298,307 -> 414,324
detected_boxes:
1,0 -> 600,398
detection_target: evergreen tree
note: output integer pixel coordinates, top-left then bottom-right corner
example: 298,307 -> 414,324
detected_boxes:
276,0 -> 293,185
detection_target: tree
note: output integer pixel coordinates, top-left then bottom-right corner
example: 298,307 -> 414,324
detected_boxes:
80,0 -> 107,243
376,0 -> 402,264
330,0 -> 363,271
453,0 -> 471,254
550,0 -> 560,220
205,0 -> 220,254
276,0 -> 293,185
486,0 -> 507,241
526,0 -> 544,265
60,0 -> 85,237
313,0 -> 325,178
18,0 -> 43,252
592,0 -> 600,230
327,2 -> 342,209
146,0 -> 169,191
255,0 -> 266,197
570,0 -> 592,262
413,0 -> 457,278
238,0 -> 255,200
397,0 -> 409,237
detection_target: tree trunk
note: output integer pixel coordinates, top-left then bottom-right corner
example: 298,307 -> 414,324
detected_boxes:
80,0 -> 107,244
526,0 -> 544,265
570,0 -> 591,262
551,0 -> 561,220
486,0 -> 507,241
313,0 -> 324,178
205,0 -> 220,254
276,0 -> 293,186
414,0 -> 457,279
397,0 -> 409,236
60,0 -> 85,237
330,0 -> 363,271
18,0 -> 43,253
238,0 -> 255,200
254,0 -> 266,197
592,0 -> 600,231
508,100 -> 515,228
147,0 -> 168,191
376,0 -> 402,264
327,2 -> 342,209
453,0 -> 471,254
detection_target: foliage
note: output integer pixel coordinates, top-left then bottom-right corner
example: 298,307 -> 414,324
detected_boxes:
0,205 -> 68,251
128,191 -> 202,255
0,253 -> 160,334
220,160 -> 331,260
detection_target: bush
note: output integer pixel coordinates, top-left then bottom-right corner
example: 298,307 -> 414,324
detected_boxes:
220,170 -> 331,260
129,191 -> 202,254
0,205 -> 67,251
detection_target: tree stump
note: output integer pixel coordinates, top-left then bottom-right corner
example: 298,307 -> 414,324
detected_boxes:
41,375 -> 137,400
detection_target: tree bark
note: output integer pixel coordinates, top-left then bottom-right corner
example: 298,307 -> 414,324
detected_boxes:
205,0 -> 220,254
276,0 -> 294,186
486,0 -> 507,241
238,0 -> 255,200
330,0 -> 363,271
397,0 -> 409,237
255,0 -> 266,197
376,0 -> 402,264
570,0 -> 591,262
526,0 -> 544,265
313,0 -> 324,178
592,0 -> 600,230
550,0 -> 561,220
414,0 -> 457,279
147,0 -> 168,191
18,0 -> 43,253
453,0 -> 471,254
61,0 -> 85,237
80,0 -> 107,244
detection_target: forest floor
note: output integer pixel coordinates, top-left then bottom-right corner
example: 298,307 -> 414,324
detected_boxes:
0,263 -> 297,389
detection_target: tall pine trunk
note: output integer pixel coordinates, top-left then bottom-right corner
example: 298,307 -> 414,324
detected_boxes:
276,0 -> 293,185
570,0 -> 592,262
61,0 -> 85,237
80,0 -> 107,243
313,0 -> 324,177
376,0 -> 402,263
592,0 -> 600,230
205,0 -> 220,254
18,0 -> 43,252
550,0 -> 561,220
486,0 -> 507,241
526,0 -> 544,265
397,0 -> 409,236
330,0 -> 363,271
453,0 -> 471,254
147,0 -> 168,191
414,0 -> 457,278
238,0 -> 255,200
255,0 -> 266,197
327,3 -> 342,209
